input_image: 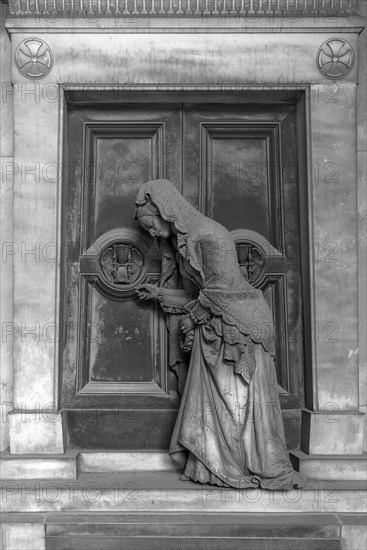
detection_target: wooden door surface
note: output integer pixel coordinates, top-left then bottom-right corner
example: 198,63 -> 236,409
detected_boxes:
183,104 -> 305,413
61,93 -> 306,449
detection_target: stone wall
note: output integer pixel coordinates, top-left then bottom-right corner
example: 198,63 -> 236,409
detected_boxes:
0,1 -> 365,457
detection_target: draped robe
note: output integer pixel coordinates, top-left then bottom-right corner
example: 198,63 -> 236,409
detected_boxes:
135,179 -> 304,490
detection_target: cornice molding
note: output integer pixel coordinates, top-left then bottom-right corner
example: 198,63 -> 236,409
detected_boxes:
5,0 -> 361,18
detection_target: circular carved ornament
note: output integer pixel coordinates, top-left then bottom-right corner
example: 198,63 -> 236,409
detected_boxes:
100,244 -> 144,288
80,229 -> 152,301
15,38 -> 53,79
316,38 -> 354,80
236,243 -> 266,287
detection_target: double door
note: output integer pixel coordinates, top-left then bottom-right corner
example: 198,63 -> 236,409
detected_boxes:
61,94 -> 306,449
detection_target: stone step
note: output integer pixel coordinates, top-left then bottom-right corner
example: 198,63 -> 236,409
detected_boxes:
7,512 -> 367,550
45,512 -> 343,550
46,512 -> 341,538
290,450 -> 367,481
46,535 -> 342,550
0,450 -> 180,480
2,448 -> 366,484
78,450 -> 179,473
1,472 -> 366,514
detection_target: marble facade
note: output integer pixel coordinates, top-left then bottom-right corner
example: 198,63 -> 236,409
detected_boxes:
0,1 -> 366,549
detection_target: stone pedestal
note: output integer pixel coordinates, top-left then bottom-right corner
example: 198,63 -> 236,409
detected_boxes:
0,448 -> 77,480
301,411 -> 365,455
8,411 -> 66,455
290,450 -> 367,481
0,523 -> 45,550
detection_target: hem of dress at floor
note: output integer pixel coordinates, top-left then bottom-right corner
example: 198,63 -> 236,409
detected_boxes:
170,447 -> 305,491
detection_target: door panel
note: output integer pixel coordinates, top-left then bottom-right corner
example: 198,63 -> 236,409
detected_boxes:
61,105 -> 182,449
209,135 -> 271,235
61,95 -> 306,450
87,127 -> 161,245
183,105 -> 304,409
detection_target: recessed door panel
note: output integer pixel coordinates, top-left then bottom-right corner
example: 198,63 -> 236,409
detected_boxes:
85,286 -> 157,383
210,136 -> 270,236
86,125 -> 163,246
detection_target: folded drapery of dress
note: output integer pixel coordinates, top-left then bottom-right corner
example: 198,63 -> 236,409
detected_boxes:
135,179 -> 304,490
184,299 -> 212,325
198,287 -> 275,355
169,325 -> 304,490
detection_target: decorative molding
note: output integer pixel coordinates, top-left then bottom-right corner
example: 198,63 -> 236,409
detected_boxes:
6,0 -> 359,18
101,244 -> 144,287
236,242 -> 266,285
316,37 -> 355,79
14,37 -> 53,79
230,229 -> 285,291
80,229 -> 151,301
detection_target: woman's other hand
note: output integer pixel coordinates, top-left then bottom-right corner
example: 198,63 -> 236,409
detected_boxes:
135,284 -> 160,301
180,314 -> 196,333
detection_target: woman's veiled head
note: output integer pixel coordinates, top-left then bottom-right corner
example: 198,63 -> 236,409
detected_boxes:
134,179 -> 210,280
134,179 -> 195,235
137,214 -> 171,239
134,194 -> 172,239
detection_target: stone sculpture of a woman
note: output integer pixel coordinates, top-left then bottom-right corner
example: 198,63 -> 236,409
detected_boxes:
135,179 -> 303,490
